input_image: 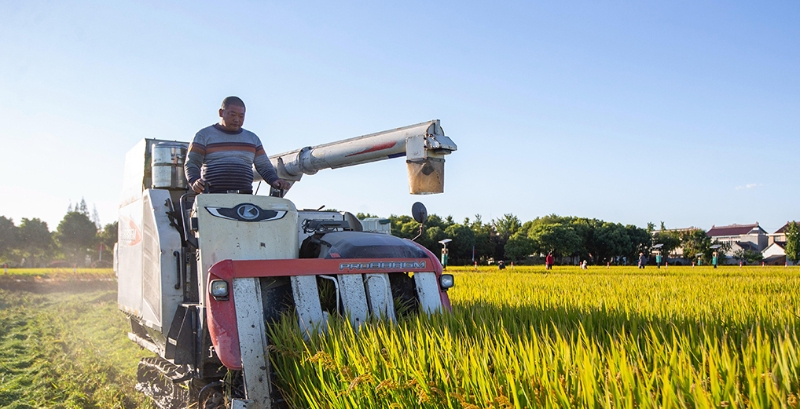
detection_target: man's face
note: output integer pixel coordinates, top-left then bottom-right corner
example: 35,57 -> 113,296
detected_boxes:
219,104 -> 246,131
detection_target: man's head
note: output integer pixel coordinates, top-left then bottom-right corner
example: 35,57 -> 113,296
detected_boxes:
218,96 -> 246,132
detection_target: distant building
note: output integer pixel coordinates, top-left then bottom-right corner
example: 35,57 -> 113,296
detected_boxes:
727,241 -> 762,264
762,242 -> 789,265
762,221 -> 798,265
768,221 -> 798,246
706,223 -> 769,260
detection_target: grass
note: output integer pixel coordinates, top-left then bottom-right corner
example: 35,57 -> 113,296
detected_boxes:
0,285 -> 152,409
0,268 -> 113,277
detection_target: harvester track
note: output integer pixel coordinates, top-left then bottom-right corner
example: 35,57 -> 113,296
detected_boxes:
136,357 -> 191,409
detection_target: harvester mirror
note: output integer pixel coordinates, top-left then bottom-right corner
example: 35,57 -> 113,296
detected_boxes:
411,202 -> 428,224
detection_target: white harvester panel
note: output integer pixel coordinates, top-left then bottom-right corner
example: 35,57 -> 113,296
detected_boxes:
195,194 -> 299,299
337,274 -> 370,328
117,196 -> 145,317
414,272 -> 444,314
231,277 -> 273,409
291,275 -> 326,336
117,189 -> 182,335
364,273 -> 396,321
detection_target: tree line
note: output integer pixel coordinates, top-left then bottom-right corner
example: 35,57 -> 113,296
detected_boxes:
366,213 -> 658,265
0,199 -> 117,268
2,200 -> 797,268
370,214 -> 800,266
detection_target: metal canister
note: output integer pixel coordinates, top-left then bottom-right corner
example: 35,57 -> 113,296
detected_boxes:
151,142 -> 188,189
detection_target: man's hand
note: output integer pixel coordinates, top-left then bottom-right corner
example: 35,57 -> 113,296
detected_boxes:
191,179 -> 206,194
271,179 -> 291,190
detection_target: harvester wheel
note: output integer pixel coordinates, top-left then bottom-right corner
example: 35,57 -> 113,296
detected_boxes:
199,384 -> 225,409
135,357 -> 190,409
197,381 -> 227,409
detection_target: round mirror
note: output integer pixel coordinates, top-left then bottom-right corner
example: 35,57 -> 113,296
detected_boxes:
411,202 -> 428,224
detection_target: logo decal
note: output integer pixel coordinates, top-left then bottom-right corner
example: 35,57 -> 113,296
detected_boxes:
339,261 -> 426,271
237,204 -> 260,220
120,216 -> 142,246
205,203 -> 287,222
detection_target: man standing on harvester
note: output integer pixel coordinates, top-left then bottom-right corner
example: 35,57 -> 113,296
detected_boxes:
185,96 -> 291,194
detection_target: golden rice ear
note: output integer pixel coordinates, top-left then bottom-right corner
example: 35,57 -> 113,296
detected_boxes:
265,265 -> 797,408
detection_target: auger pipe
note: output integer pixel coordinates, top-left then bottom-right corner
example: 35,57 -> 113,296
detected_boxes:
262,120 -> 456,194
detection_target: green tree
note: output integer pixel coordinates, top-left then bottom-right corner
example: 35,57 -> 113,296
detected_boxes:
570,218 -> 598,262
625,225 -> 652,261
785,221 -> 800,264
594,222 -> 632,263
504,231 -> 535,261
390,215 -> 417,239
681,229 -> 712,264
468,215 -> 496,263
653,223 -> 682,257
389,213 -> 459,258
18,218 -> 53,267
77,198 -> 89,215
528,223 -> 581,259
443,224 -> 475,264
57,211 -> 98,265
489,214 -> 520,262
493,214 -> 520,241
421,225 -> 446,254
0,216 -> 17,260
98,222 -> 118,262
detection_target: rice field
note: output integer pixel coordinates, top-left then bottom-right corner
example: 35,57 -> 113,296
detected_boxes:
0,284 -> 152,409
268,266 -> 800,409
3,266 -> 798,408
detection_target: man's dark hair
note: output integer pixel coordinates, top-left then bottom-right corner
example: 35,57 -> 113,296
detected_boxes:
221,96 -> 245,109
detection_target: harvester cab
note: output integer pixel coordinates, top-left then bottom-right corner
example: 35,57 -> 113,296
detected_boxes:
115,121 -> 456,408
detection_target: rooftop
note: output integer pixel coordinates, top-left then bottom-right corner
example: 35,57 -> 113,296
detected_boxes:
774,221 -> 799,234
735,241 -> 759,252
707,223 -> 765,237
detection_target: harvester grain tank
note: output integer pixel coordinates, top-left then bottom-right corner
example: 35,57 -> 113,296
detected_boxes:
115,120 -> 457,408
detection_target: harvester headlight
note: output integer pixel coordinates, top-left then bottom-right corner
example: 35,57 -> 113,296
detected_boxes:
439,274 -> 454,290
210,280 -> 229,299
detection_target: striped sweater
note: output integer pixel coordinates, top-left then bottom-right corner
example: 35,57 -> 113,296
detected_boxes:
184,124 -> 279,191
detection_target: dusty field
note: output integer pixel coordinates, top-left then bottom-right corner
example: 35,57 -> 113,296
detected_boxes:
0,274 -> 152,409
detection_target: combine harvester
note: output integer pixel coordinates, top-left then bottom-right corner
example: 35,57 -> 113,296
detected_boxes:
114,121 -> 457,408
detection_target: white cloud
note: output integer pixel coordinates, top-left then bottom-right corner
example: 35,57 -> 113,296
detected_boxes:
735,183 -> 759,190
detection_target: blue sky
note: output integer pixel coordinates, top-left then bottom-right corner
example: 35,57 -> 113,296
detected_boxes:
1,1 -> 798,233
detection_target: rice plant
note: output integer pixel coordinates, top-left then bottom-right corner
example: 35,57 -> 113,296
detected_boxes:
268,266 -> 800,409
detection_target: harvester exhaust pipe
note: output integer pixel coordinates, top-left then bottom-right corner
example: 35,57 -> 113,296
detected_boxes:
268,120 -> 457,194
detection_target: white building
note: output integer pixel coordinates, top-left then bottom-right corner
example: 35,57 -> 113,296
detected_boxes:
762,221 -> 798,265
707,223 -> 768,258
762,242 -> 790,265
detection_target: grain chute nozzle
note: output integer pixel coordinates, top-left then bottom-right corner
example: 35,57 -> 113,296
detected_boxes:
404,121 -> 456,195
407,157 -> 445,194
